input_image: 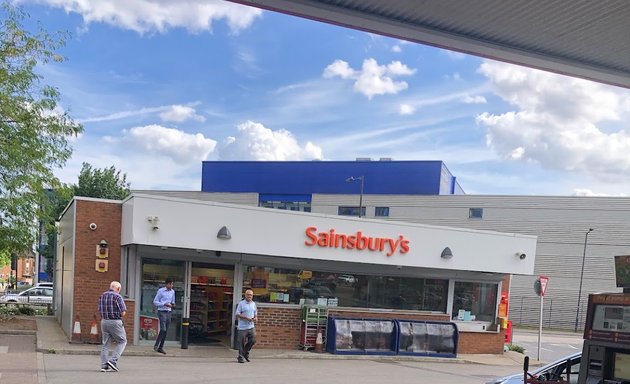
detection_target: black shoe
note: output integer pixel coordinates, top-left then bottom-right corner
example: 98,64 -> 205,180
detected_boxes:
100,365 -> 110,372
244,353 -> 250,362
106,361 -> 119,372
156,349 -> 166,354
153,345 -> 159,351
237,357 -> 245,363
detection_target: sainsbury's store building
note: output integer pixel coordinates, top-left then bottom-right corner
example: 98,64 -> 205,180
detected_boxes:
56,193 -> 536,354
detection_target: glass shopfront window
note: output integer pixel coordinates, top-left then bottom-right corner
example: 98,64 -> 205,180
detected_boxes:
242,265 -> 448,312
452,281 -> 498,322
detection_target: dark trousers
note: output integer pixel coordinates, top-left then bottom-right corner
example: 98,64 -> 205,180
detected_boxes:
237,328 -> 256,358
154,310 -> 172,350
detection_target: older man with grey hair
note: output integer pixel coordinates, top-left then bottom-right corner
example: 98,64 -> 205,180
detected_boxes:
98,281 -> 127,372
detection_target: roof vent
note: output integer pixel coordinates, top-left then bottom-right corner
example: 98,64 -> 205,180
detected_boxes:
356,157 -> 372,161
379,157 -> 393,161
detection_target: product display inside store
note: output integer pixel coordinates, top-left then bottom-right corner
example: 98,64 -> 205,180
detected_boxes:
188,263 -> 234,344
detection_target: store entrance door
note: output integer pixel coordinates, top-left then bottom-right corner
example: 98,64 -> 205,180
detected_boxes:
139,258 -> 186,345
188,262 -> 235,345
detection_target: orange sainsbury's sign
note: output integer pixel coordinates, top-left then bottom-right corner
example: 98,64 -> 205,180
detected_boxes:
304,226 -> 410,256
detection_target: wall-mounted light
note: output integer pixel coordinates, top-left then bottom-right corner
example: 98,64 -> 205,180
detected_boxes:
516,251 -> 526,260
217,226 -> 231,240
147,216 -> 159,230
441,247 -> 453,259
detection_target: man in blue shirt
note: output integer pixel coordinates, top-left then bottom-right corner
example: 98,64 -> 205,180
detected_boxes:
98,281 -> 127,372
152,278 -> 175,354
235,289 -> 257,363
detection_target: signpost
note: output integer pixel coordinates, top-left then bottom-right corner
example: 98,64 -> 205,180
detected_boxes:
536,275 -> 549,361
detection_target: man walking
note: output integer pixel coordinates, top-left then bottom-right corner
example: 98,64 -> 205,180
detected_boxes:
153,278 -> 175,354
235,289 -> 257,363
98,281 -> 127,372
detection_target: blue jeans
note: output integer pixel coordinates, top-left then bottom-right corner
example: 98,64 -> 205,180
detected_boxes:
100,319 -> 127,366
154,310 -> 172,350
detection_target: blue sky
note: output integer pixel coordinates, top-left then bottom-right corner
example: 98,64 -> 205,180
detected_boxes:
17,0 -> 630,195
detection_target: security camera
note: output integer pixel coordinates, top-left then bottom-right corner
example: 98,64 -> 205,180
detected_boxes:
516,251 -> 526,260
89,223 -> 97,231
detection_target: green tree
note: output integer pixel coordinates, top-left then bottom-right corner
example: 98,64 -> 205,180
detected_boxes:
73,162 -> 131,200
0,2 -> 83,262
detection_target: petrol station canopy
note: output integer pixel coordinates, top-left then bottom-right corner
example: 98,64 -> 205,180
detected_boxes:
228,0 -> 630,89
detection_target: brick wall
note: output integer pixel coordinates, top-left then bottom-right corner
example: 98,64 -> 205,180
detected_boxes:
458,329 -> 505,354
255,306 -> 302,349
71,199 -> 129,342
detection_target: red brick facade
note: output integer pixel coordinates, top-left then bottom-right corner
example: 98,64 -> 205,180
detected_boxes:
70,199 -> 133,342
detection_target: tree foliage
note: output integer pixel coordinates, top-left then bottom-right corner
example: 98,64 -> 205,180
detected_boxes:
73,162 -> 131,200
0,2 -> 83,258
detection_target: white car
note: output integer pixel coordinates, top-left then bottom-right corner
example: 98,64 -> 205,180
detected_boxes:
0,286 -> 53,305
337,274 -> 356,284
486,352 -> 581,384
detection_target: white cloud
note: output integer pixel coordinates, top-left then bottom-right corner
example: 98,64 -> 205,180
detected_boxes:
461,95 -> 487,104
31,0 -> 262,34
476,60 -> 630,180
391,45 -> 402,53
116,125 -> 216,164
218,120 -> 323,160
572,188 -> 627,197
159,105 -> 205,123
79,103 -> 203,123
323,60 -> 355,79
399,104 -> 415,115
323,58 -> 416,99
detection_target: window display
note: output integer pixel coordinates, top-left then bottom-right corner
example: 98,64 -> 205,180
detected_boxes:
242,265 -> 448,312
452,281 -> 498,323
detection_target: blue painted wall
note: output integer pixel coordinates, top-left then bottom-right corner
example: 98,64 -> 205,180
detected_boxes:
201,161 -> 464,195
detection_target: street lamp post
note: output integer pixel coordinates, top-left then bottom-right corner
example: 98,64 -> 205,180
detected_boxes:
574,228 -> 594,332
346,176 -> 365,218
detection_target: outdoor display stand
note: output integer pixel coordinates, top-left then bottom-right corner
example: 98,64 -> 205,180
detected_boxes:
299,305 -> 328,351
396,320 -> 458,358
326,317 -> 397,355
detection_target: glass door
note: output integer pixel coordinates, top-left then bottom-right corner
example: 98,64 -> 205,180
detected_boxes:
139,258 -> 186,345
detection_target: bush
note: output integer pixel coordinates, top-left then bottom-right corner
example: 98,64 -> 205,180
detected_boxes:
509,344 -> 525,354
18,306 -> 36,316
0,305 -> 20,317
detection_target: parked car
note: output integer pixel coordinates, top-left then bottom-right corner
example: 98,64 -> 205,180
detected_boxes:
0,286 -> 53,304
35,282 -> 53,288
486,352 -> 581,384
337,274 -> 356,284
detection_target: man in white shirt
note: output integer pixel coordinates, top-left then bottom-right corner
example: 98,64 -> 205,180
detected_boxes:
235,289 -> 257,363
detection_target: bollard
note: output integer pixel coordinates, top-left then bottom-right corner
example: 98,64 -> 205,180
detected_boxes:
181,318 -> 189,349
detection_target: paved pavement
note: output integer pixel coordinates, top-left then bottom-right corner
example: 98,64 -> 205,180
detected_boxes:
0,316 -> 584,384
